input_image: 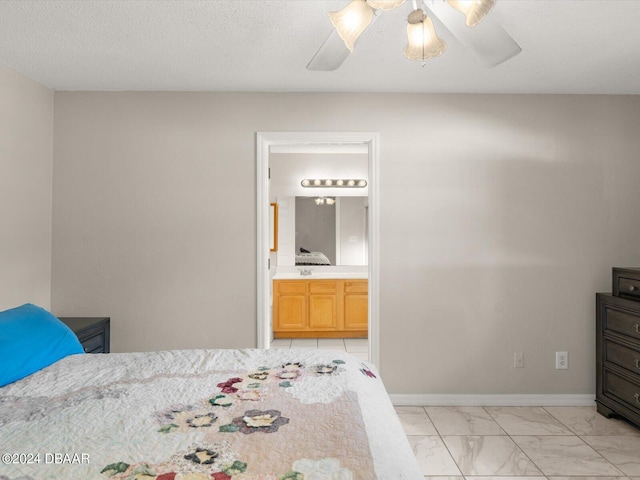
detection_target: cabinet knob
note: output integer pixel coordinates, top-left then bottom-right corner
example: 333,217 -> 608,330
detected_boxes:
630,285 -> 637,292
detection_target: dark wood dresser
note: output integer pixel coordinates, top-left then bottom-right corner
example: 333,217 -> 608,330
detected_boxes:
612,267 -> 640,300
59,317 -> 110,354
596,268 -> 640,427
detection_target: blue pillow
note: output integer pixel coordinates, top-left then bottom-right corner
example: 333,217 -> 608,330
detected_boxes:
0,303 -> 84,387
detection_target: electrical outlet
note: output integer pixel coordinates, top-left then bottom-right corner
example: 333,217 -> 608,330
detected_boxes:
556,351 -> 568,369
514,353 -> 524,368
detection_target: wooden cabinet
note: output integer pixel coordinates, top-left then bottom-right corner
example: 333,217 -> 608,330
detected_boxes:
274,282 -> 306,331
344,281 -> 369,331
613,267 -> 640,301
596,293 -> 640,428
309,281 -> 338,330
273,279 -> 367,338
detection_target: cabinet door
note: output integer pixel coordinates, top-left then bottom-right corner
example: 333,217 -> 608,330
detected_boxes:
274,281 -> 307,331
276,295 -> 307,330
309,281 -> 338,330
309,294 -> 337,329
344,281 -> 368,330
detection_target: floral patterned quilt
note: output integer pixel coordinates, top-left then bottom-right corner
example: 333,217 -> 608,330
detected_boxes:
0,349 -> 422,479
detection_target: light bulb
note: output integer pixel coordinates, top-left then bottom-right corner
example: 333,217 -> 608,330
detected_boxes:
336,179 -> 344,186
326,197 -> 336,205
301,179 -> 310,187
313,179 -> 322,186
329,0 -> 375,53
347,180 -> 356,186
358,180 -> 367,187
325,179 -> 333,186
403,9 -> 446,62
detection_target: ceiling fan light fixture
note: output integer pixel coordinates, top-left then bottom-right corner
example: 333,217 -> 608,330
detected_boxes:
447,0 -> 496,27
329,0 -> 376,53
365,0 -> 406,11
403,9 -> 447,63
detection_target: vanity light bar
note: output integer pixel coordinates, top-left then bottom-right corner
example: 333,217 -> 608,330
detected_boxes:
301,179 -> 367,188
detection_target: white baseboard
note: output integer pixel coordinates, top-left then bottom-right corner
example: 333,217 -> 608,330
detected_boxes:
389,393 -> 596,407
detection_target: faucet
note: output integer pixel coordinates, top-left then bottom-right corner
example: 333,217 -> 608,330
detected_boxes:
299,268 -> 313,276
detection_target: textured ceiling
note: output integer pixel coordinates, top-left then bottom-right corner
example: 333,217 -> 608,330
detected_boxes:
0,0 -> 639,93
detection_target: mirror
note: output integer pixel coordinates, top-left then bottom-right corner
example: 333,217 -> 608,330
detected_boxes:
295,196 -> 367,266
269,149 -> 369,267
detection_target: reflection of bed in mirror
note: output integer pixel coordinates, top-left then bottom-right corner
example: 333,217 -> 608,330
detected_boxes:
295,196 -> 367,267
295,250 -> 331,265
274,196 -> 367,267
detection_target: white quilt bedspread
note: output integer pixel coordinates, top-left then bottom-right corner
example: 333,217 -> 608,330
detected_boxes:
295,252 -> 331,265
0,348 -> 422,480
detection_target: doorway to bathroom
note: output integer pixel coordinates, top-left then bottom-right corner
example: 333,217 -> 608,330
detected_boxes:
256,132 -> 380,366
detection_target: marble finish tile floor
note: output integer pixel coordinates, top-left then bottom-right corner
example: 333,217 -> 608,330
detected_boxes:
394,405 -> 640,479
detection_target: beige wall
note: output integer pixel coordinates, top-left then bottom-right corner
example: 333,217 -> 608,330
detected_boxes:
0,65 -> 53,311
52,92 -> 640,395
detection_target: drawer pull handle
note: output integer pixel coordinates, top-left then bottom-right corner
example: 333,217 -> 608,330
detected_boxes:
636,324 -> 640,334
636,359 -> 640,369
630,285 -> 637,292
636,393 -> 640,405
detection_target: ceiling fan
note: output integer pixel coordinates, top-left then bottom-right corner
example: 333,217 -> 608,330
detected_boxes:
307,0 -> 522,71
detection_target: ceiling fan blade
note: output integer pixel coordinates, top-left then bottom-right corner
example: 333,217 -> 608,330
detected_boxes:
307,10 -> 382,71
423,1 -> 522,67
306,29 -> 351,71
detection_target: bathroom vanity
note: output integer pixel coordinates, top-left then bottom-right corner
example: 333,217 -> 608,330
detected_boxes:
273,277 -> 368,338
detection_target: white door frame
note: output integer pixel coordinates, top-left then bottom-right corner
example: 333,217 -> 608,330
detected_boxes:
256,132 -> 380,367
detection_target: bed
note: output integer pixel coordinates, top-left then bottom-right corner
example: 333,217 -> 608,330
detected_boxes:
0,309 -> 422,480
295,251 -> 331,266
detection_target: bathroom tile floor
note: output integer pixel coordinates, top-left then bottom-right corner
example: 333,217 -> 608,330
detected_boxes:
270,337 -> 369,362
395,405 -> 640,479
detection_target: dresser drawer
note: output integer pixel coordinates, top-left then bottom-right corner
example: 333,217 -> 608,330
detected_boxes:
617,277 -> 640,301
605,339 -> 640,376
603,306 -> 640,341
603,369 -> 640,413
613,268 -> 640,300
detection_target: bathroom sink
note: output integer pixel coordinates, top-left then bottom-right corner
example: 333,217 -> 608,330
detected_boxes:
274,271 -> 368,280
